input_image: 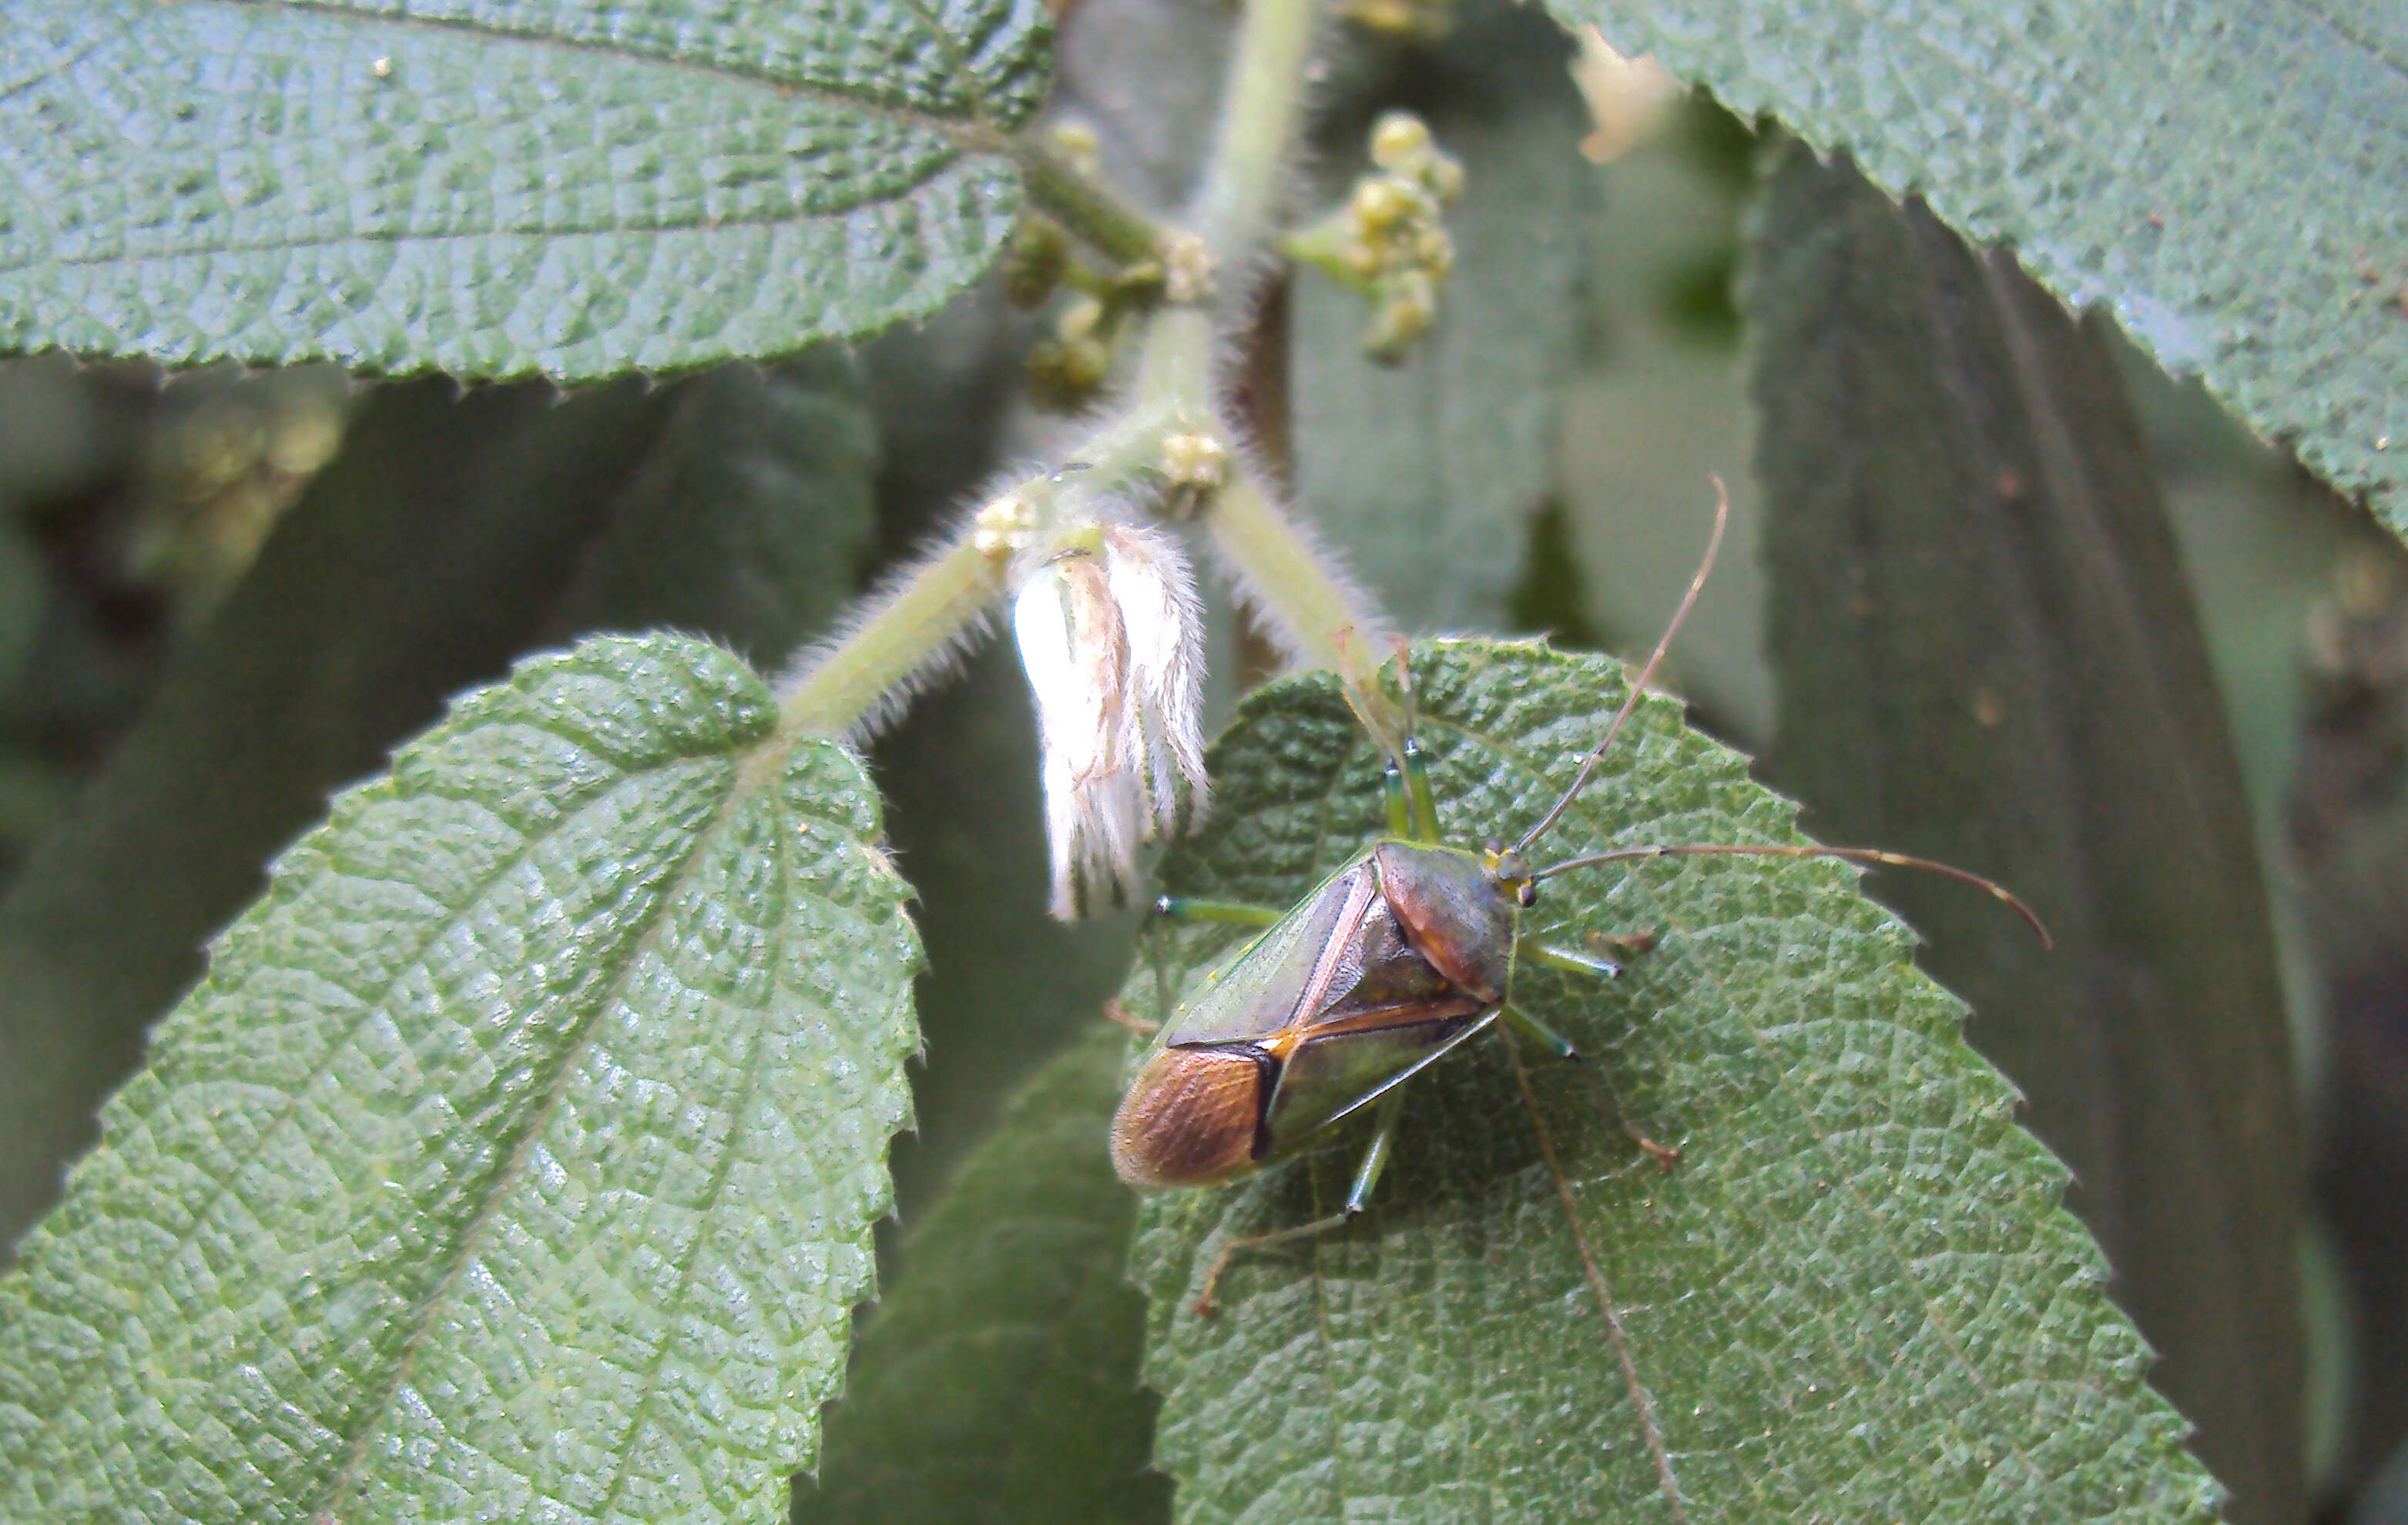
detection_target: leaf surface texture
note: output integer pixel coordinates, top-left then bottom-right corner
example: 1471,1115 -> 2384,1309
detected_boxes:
0,0 -> 1049,376
0,635 -> 922,1524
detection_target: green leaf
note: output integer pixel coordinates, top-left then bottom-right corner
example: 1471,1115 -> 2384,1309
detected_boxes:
1131,641 -> 2219,1523
1291,4 -> 1594,631
0,357 -> 877,1252
0,0 -> 1049,379
1545,0 -> 2408,537
1745,144 -> 2301,1523
0,633 -> 922,1523
796,1023 -> 1169,1525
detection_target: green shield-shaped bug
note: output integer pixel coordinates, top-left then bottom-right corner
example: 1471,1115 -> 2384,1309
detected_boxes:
1110,486 -> 2049,1315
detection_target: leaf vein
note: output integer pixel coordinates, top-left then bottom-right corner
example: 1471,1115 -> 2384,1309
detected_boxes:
588,790 -> 786,1525
307,750 -> 758,1521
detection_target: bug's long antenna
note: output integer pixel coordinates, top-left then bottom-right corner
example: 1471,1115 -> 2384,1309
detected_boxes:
1530,843 -> 2054,948
1511,478 -> 1729,860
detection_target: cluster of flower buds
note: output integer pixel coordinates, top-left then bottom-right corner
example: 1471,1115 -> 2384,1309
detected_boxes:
1024,293 -> 1118,411
1009,515 -> 1209,920
1007,121 -> 1189,410
1286,112 -> 1465,364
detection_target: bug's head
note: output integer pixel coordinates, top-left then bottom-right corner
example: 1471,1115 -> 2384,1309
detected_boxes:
1482,839 -> 1538,908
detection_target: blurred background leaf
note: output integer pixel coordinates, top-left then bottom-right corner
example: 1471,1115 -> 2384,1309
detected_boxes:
0,358 -> 354,880
1743,141 -> 2301,1523
0,0 -> 1048,377
0,353 -> 877,1252
1544,0 -> 2408,536
1543,93 -> 1769,744
2286,525 -> 2408,1513
1288,2 -> 1595,632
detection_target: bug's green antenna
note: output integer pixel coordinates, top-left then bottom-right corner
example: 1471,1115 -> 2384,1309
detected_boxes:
1510,478 -> 1729,860
1530,843 -> 2054,948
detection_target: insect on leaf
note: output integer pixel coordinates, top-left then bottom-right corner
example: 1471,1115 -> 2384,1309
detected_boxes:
1129,641 -> 2220,1524
0,634 -> 922,1525
0,0 -> 1051,378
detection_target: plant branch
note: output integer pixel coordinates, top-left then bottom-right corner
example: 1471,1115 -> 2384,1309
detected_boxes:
776,526 -> 1004,741
1202,465 -> 1384,671
1012,142 -> 1169,270
774,406 -> 1196,739
1186,0 -> 1320,268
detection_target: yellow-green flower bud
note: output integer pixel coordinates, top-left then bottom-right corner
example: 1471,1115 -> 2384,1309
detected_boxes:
1370,112 -> 1434,173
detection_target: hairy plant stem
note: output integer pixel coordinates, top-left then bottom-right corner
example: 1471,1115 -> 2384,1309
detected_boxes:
776,406 -> 1192,737
776,0 -> 1366,739
1188,0 -> 1320,268
776,529 -> 1002,739
1203,468 -> 1363,670
1011,142 -> 1168,269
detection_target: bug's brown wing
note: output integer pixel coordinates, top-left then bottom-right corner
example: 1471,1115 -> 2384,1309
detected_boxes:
1111,1045 -> 1276,1188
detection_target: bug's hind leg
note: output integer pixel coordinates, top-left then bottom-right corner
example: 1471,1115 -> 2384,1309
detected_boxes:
1193,1088 -> 1407,1317
1499,1000 -> 1583,1061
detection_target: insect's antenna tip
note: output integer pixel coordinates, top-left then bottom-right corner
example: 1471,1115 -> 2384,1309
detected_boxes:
1992,883 -> 2054,949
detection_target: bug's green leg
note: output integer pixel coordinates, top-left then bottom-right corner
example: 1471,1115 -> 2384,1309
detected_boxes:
1499,1001 -> 1583,1062
1383,759 -> 1414,838
1499,1000 -> 1675,1172
1501,1004 -> 1679,1168
1193,1088 -> 1407,1317
1401,737 -> 1441,844
1152,895 -> 1284,927
1520,937 -> 1625,982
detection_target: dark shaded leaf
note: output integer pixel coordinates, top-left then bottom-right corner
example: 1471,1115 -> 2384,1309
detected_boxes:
1745,144 -> 2301,1523
797,1024 -> 1168,1525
